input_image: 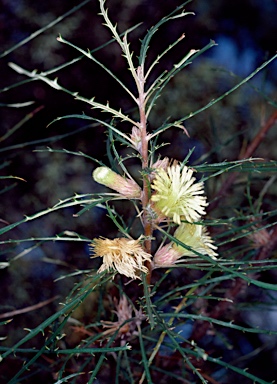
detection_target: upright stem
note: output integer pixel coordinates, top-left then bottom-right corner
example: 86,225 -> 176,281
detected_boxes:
137,66 -> 153,282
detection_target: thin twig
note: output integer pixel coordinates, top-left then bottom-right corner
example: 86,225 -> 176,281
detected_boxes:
208,110 -> 277,212
0,105 -> 44,143
241,110 -> 277,159
0,295 -> 59,319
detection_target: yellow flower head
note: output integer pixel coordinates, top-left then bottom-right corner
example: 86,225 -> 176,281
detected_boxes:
173,223 -> 218,257
150,164 -> 208,224
154,223 -> 217,267
90,237 -> 152,279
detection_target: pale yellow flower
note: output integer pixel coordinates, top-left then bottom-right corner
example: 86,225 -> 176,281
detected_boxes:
93,166 -> 141,199
90,237 -> 151,279
154,223 -> 217,267
150,164 -> 208,224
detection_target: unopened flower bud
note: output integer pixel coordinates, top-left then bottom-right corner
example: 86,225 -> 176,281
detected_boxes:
154,223 -> 217,267
93,166 -> 141,199
130,126 -> 151,154
152,157 -> 170,171
130,126 -> 143,153
149,157 -> 170,182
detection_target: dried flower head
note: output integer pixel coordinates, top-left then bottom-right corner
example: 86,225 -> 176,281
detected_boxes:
90,237 -> 152,279
150,163 -> 208,224
154,223 -> 217,267
249,228 -> 271,248
101,295 -> 145,344
247,217 -> 272,248
93,166 -> 141,199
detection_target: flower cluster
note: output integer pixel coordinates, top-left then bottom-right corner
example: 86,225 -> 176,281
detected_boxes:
90,237 -> 151,279
150,161 -> 217,267
150,163 -> 207,224
91,160 -> 217,276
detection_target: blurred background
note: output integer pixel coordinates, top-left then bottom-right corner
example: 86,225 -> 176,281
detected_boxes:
0,0 -> 277,382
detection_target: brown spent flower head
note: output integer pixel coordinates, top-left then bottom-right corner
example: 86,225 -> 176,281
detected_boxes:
247,217 -> 272,248
154,223 -> 217,267
150,163 -> 208,224
90,237 -> 152,279
101,295 -> 145,344
93,166 -> 141,199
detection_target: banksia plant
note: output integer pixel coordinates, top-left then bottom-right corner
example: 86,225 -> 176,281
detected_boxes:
1,0 -> 277,383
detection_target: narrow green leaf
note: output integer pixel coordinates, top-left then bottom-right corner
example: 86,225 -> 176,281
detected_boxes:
0,0 -> 91,58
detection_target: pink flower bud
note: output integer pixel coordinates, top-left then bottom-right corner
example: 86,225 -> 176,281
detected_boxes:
93,166 -> 141,199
